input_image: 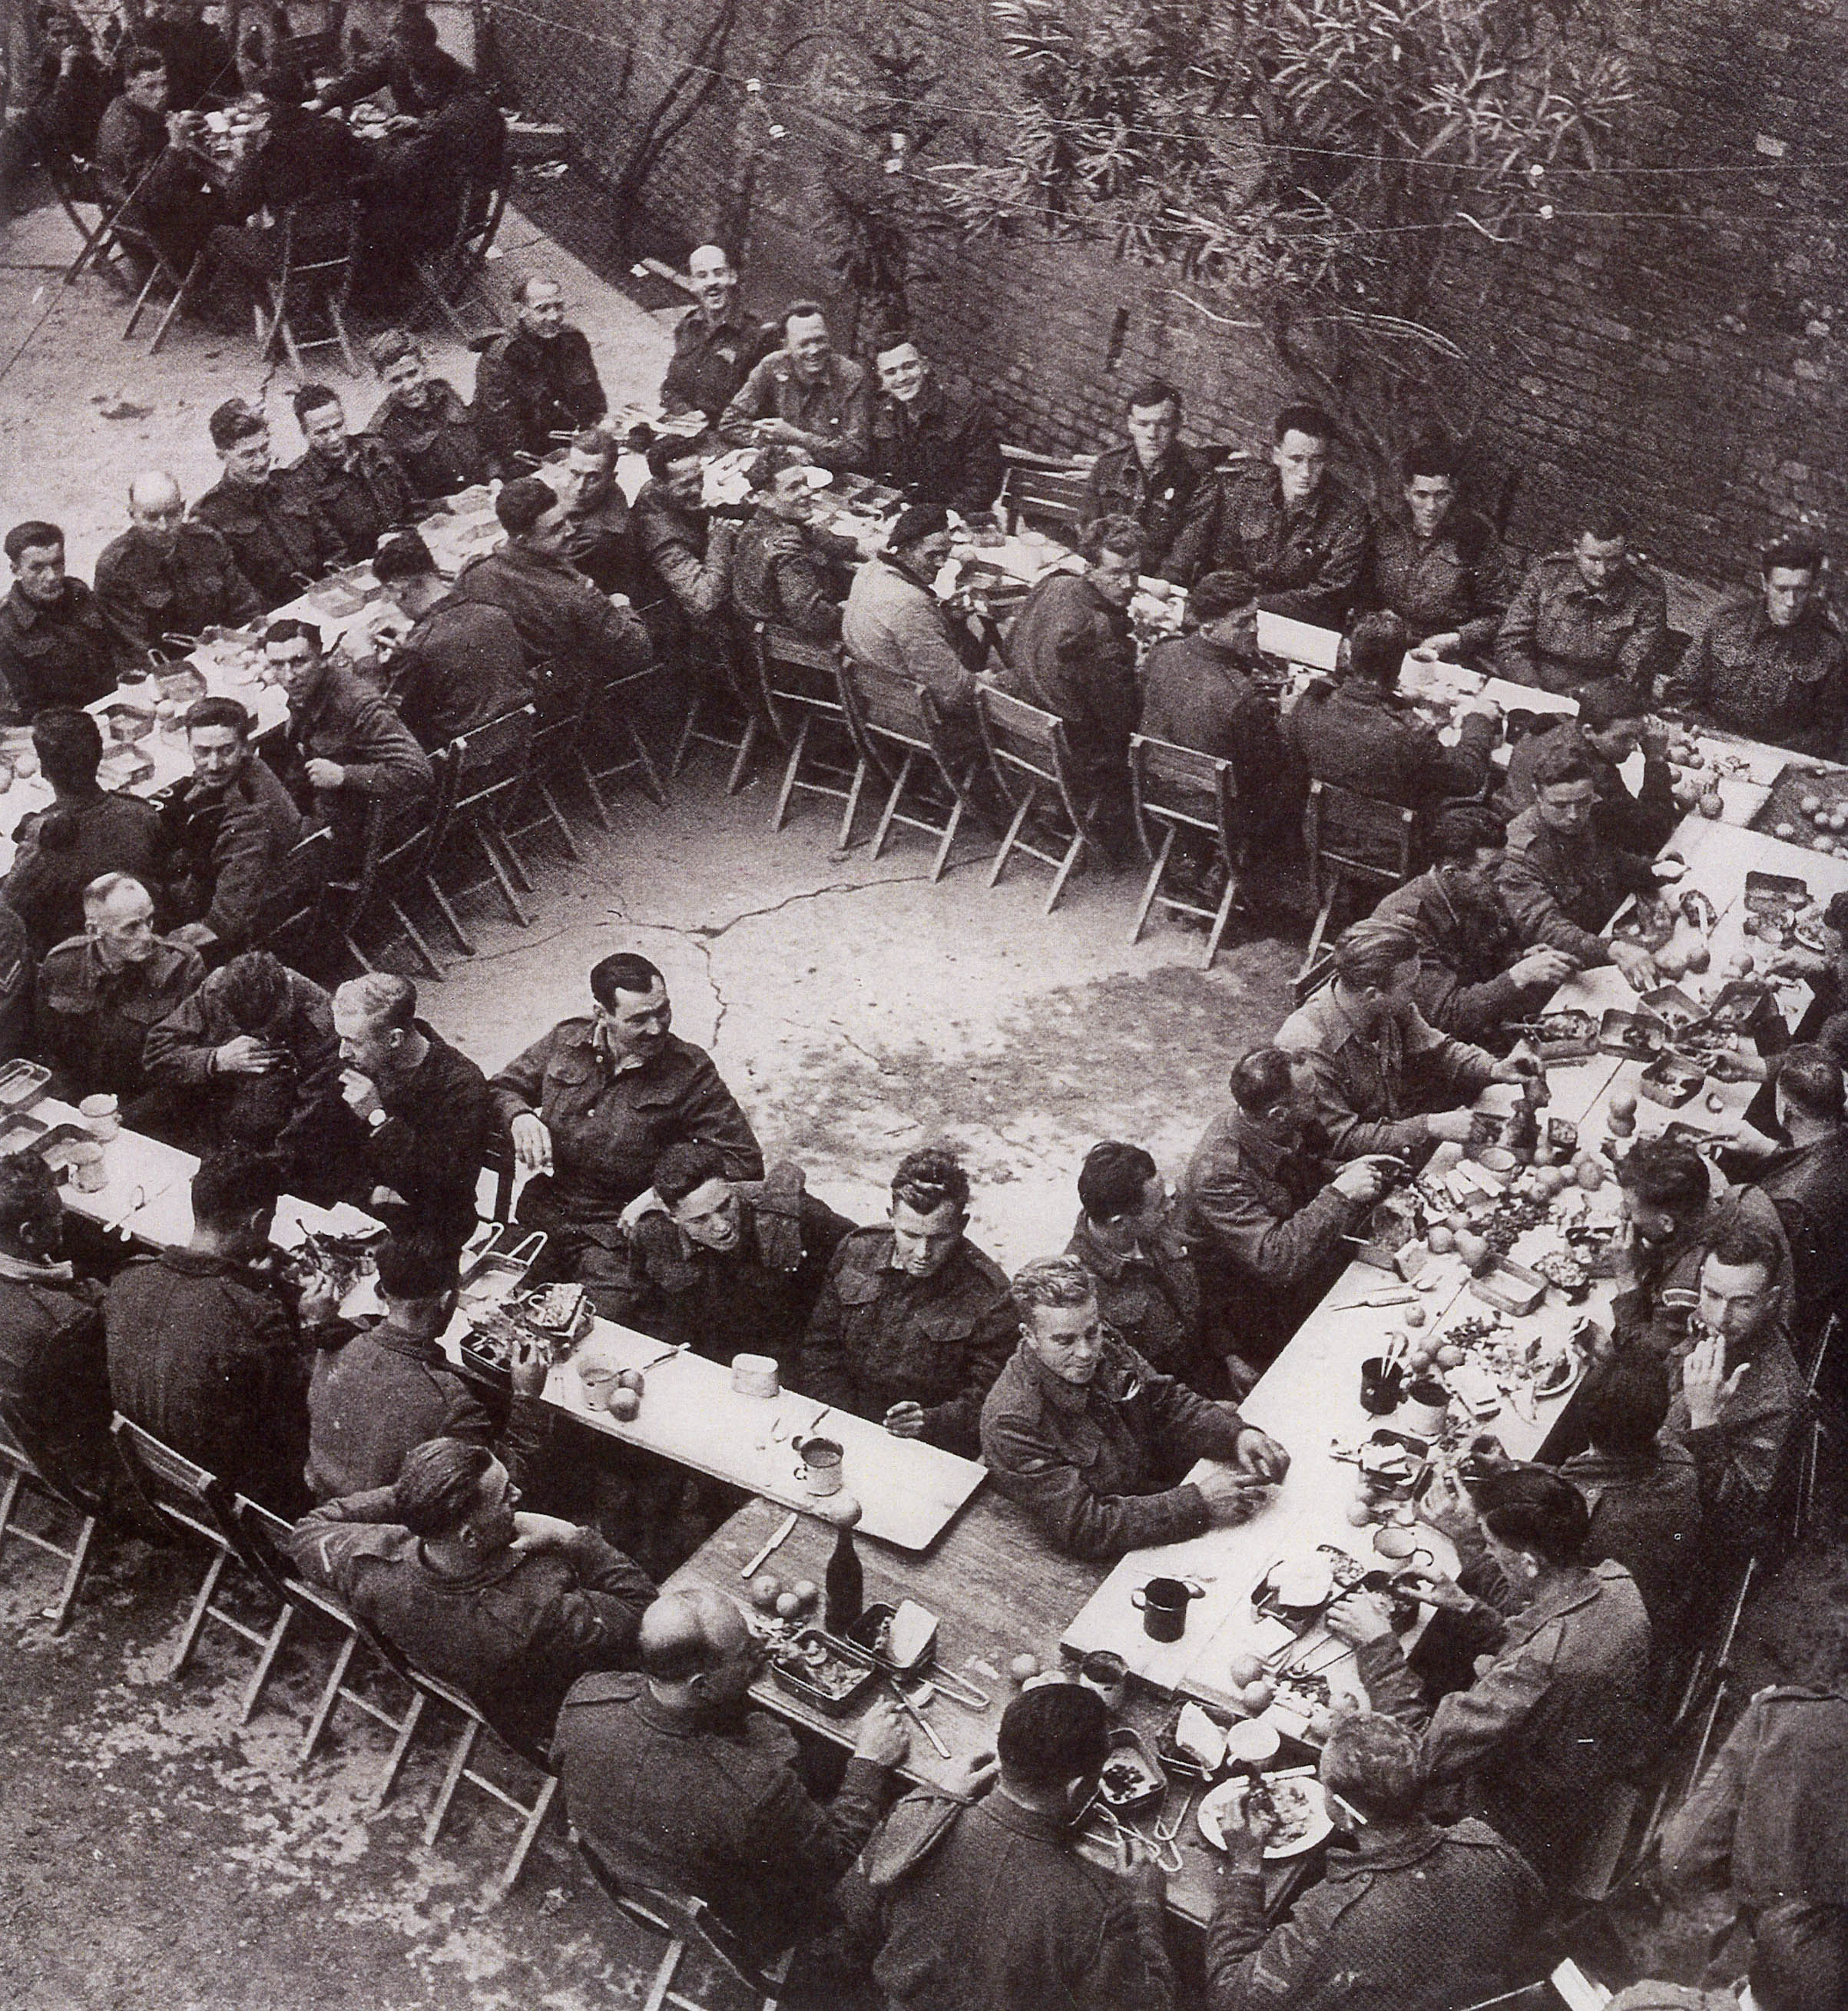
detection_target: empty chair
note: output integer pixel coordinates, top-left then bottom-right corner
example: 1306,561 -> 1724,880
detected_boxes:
997,447 -> 1093,542
253,197 -> 363,379
670,629 -> 766,796
1297,777 -> 1417,991
412,173 -> 508,346
575,661 -> 671,824
499,673 -> 602,872
48,154 -> 131,290
1126,734 -> 1246,967
837,656 -> 992,879
977,686 -> 1107,913
750,624 -> 855,833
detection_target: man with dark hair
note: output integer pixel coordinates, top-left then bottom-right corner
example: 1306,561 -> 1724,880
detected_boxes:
869,332 -> 1003,518
798,1148 -> 1013,1456
472,278 -> 608,472
1559,1354 -> 1702,1632
658,243 -> 780,427
2,707 -> 167,957
615,1143 -> 854,1363
730,459 -> 850,643
720,301 -> 872,473
1496,502 -> 1668,694
1167,403 -> 1371,618
555,430 -> 636,598
1368,437 -> 1512,664
0,1149 -> 112,1498
1285,608 -> 1500,816
371,531 -> 531,748
1499,676 -> 1678,855
1080,379 -> 1204,581
1182,1047 -> 1403,1374
1669,537 -> 1848,756
1497,740 -> 1662,989
631,435 -> 744,674
1275,917 -> 1521,1160
288,385 -> 416,562
1753,1044 -> 1848,1334
190,398 -> 346,611
106,1144 -> 333,1510
982,1255 -> 1287,1559
848,1681 -> 1177,2011
363,330 -> 490,502
119,0 -> 233,112
330,972 -> 492,1251
35,872 -> 203,1106
1370,803 -> 1578,1045
0,520 -> 115,717
306,1232 -> 546,1501
142,948 -> 349,1193
93,48 -> 224,275
492,954 -> 763,1284
841,504 -> 984,716
264,618 -> 433,830
94,471 -> 262,665
447,477 -> 652,716
995,512 -> 1144,848
14,8 -> 112,174
1065,1141 -> 1210,1388
1205,1712 -> 1542,2011
288,1435 -> 654,1749
556,1585 -> 924,1971
160,694 -> 303,954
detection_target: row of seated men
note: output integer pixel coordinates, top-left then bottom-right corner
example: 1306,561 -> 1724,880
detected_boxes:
5,952 -> 1836,2004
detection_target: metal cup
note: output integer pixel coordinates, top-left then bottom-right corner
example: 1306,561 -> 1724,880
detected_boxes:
1360,1356 -> 1404,1415
1079,1649 -> 1127,1712
794,1435 -> 843,1497
1131,1576 -> 1204,1643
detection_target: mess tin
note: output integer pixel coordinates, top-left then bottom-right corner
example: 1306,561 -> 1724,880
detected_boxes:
1132,1575 -> 1205,1642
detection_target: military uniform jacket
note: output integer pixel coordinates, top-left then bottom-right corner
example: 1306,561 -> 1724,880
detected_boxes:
289,439 -> 417,563
659,306 -> 780,426
1495,551 -> 1667,694
1366,507 -> 1510,658
1371,866 -> 1541,1044
4,790 -> 169,959
364,383 -> 489,502
730,515 -> 843,643
92,522 -> 262,664
1081,442 -> 1205,578
1167,465 -> 1369,619
35,932 -> 204,1098
0,1261 -> 111,1493
1283,678 -> 1495,816
1496,805 -> 1657,969
1667,594 -> 1848,757
870,376 -> 1005,519
719,352 -> 873,473
472,325 -> 608,469
161,754 -> 304,948
1064,1210 -> 1207,1387
190,472 -> 346,611
0,578 -> 118,717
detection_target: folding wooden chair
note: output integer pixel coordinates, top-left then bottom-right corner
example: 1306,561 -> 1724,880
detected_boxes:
0,1410 -> 103,1635
1297,778 -> 1416,986
248,823 -> 336,971
577,661 -> 671,820
253,197 -> 363,379
46,154 -> 131,291
997,446 -> 1093,540
499,672 -> 601,872
111,210 -> 207,352
836,656 -> 992,877
671,628 -> 765,795
109,1416 -> 292,1710
412,172 -> 509,345
1127,734 -> 1246,966
339,760 -> 455,981
977,686 -> 1105,913
749,624 -> 856,834
575,1831 -> 793,2011
233,1498 -> 429,1801
422,706 -> 537,951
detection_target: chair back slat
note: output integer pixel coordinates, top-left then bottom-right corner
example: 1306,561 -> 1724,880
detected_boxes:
1130,734 -> 1234,850
979,687 -> 1065,787
1304,777 -> 1416,881
447,705 -> 535,810
0,1403 -> 101,1515
845,658 -> 933,746
999,450 -> 1091,538
111,1414 -> 233,1546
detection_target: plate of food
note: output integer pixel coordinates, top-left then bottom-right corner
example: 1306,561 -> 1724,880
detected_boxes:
1198,1773 -> 1333,1859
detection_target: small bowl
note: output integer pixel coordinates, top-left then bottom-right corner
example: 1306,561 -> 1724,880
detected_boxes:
1223,1718 -> 1281,1764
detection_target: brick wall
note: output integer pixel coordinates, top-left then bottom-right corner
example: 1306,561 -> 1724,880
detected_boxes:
487,0 -> 1848,592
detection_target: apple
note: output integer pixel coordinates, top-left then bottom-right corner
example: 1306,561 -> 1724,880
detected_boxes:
1697,793 -> 1724,820
749,1573 -> 783,1612
1008,1653 -> 1041,1683
618,1368 -> 645,1396
774,1592 -> 803,1619
1435,1343 -> 1465,1369
1576,1159 -> 1605,1191
1240,1678 -> 1276,1716
1404,1304 -> 1427,1328
1226,1651 -> 1267,1688
790,1579 -> 820,1608
1346,1499 -> 1373,1527
820,1493 -> 863,1529
1608,1091 -> 1638,1120
1685,945 -> 1711,973
1426,1225 -> 1456,1254
608,1388 -> 641,1422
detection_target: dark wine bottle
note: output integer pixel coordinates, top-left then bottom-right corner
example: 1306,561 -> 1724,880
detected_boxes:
823,1521 -> 863,1636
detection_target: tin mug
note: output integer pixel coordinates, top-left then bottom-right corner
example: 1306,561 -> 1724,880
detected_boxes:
575,1357 -> 621,1413
1079,1649 -> 1128,1712
1131,1575 -> 1204,1643
794,1436 -> 843,1497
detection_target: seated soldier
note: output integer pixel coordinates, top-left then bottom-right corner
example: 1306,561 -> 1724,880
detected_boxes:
1371,804 -> 1578,1045
730,459 -> 851,643
491,953 -> 763,1290
1668,536 -> 1848,757
331,973 -> 492,1252
94,49 -> 224,279
35,872 -> 203,1108
1274,917 -> 1525,1161
1499,677 -> 1677,856
447,477 -> 652,718
289,385 -> 417,564
869,331 -> 1003,520
371,531 -> 532,748
630,435 -> 744,681
1283,608 -> 1499,818
161,694 -> 303,956
658,243 -> 780,428
0,902 -> 31,1063
1167,403 -> 1371,618
556,430 -> 637,598
797,1148 -> 1012,1458
1751,1044 -> 1848,1336
1496,502 -> 1667,695
0,1148 -> 114,1499
13,8 -> 113,175
841,505 -> 985,718
1080,379 -> 1206,581
264,618 -> 433,838
3,708 -> 167,958
472,278 -> 608,474
122,0 -> 233,111
0,519 -> 117,717
190,398 -> 345,611
142,949 -> 350,1198
1182,1047 -> 1400,1377
1497,740 -> 1663,992
1065,1141 -> 1214,1391
981,1256 -> 1289,1561
353,26 -> 505,270
92,471 -> 261,668
614,1141 -> 855,1364
1368,437 -> 1512,666
363,329 -> 491,503
289,1436 -> 654,1751
106,1145 -> 336,1512
719,300 -> 872,474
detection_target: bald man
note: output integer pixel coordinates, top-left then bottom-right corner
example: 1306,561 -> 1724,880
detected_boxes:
93,472 -> 261,668
658,243 -> 778,428
557,1586 -> 982,1968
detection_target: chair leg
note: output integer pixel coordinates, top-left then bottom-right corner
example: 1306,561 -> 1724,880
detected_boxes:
492,1771 -> 558,1902
330,294 -> 360,376
387,898 -> 446,980
147,251 -> 205,353
424,1714 -> 480,1846
123,257 -> 166,339
724,715 -> 760,796
240,1602 -> 297,1724
929,797 -> 965,884
626,723 -> 669,807
1128,828 -> 1174,945
670,695 -> 703,779
988,786 -> 1038,888
571,751 -> 614,833
421,872 -> 477,956
869,751 -> 916,861
1298,878 -> 1340,986
371,1688 -> 427,1811
838,760 -> 869,851
640,1936 -> 689,2011
45,1511 -> 98,1636
483,823 -> 535,893
277,312 -> 309,378
300,1631 -> 359,1765
536,778 -> 584,860
772,716 -> 813,831
1044,831 -> 1087,915
171,1546 -> 231,1676
473,834 -> 532,927
1202,873 -> 1243,970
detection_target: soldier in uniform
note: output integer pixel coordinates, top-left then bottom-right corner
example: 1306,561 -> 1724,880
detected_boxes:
94,471 -> 262,665
730,461 -> 849,642
869,331 -> 1004,520
1496,504 -> 1668,694
657,243 -> 779,429
288,385 -> 416,563
363,329 -> 491,503
555,431 -> 636,599
720,302 -> 872,474
190,399 -> 345,611
1080,379 -> 1207,581
0,520 -> 116,714
1368,437 -> 1512,664
472,277 -> 608,472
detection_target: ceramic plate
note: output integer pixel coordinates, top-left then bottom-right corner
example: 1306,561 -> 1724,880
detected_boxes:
1198,1775 -> 1333,1860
